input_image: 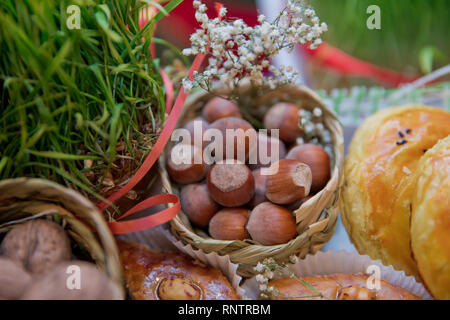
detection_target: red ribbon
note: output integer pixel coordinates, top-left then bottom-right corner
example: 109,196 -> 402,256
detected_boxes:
101,53 -> 205,233
214,2 -> 224,16
100,3 -> 217,234
160,69 -> 174,113
95,3 -> 205,234
107,194 -> 180,235
302,42 -> 417,87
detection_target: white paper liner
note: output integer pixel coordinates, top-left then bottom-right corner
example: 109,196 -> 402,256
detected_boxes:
117,225 -> 248,299
163,228 -> 248,299
242,250 -> 432,300
117,225 -> 178,252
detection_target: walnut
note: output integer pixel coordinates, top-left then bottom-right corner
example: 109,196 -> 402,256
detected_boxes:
0,257 -> 32,299
157,277 -> 202,300
1,219 -> 71,274
21,261 -> 121,300
337,285 -> 376,300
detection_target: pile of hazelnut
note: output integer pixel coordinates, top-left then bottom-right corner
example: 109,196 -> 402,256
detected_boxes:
166,97 -> 331,246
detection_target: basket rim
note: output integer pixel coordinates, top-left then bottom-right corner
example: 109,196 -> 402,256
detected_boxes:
164,84 -> 344,269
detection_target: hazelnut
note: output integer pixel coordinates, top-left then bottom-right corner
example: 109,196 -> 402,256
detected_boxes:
22,261 -> 121,300
248,133 -> 287,169
265,159 -> 312,205
337,286 -> 376,300
208,208 -> 250,240
0,257 -> 32,299
285,195 -> 314,211
1,219 -> 71,274
263,103 -> 301,144
207,161 -> 255,207
247,202 -> 297,245
157,276 -> 202,300
208,117 -> 257,162
180,184 -> 220,227
248,169 -> 268,209
166,143 -> 208,184
182,117 -> 210,149
286,144 -> 331,192
202,97 -> 241,123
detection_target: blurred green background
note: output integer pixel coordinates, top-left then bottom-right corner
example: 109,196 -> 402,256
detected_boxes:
312,0 -> 449,76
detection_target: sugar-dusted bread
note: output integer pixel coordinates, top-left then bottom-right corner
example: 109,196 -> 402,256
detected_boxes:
263,273 -> 419,300
117,241 -> 240,300
411,135 -> 450,299
341,105 -> 450,277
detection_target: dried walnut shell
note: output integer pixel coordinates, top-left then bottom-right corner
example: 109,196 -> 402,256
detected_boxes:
0,257 -> 32,299
22,261 -> 120,300
1,219 -> 71,274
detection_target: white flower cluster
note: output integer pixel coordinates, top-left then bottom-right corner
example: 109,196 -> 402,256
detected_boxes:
298,107 -> 332,152
254,256 -> 300,295
182,0 -> 327,93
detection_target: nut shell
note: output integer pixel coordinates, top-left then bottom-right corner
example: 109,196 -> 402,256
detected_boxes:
157,277 -> 202,300
22,261 -> 121,300
202,97 -> 241,123
208,117 -> 257,162
263,103 -> 301,144
0,257 -> 32,299
248,169 -> 268,208
166,143 -> 208,184
247,202 -> 297,245
1,219 -> 71,274
207,161 -> 255,207
337,286 -> 376,300
208,208 -> 250,240
182,117 -> 210,149
248,133 -> 286,169
180,184 -> 220,227
265,159 -> 312,204
286,144 -> 330,192
285,195 -> 314,211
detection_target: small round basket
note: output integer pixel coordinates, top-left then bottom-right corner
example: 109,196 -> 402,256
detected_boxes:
0,178 -> 124,299
164,84 -> 344,276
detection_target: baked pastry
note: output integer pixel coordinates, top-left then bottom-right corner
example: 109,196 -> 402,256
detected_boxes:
117,241 -> 240,300
261,273 -> 419,300
411,135 -> 450,299
341,105 -> 450,277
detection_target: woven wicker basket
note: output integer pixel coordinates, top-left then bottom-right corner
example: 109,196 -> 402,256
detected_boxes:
164,84 -> 344,276
0,178 -> 124,299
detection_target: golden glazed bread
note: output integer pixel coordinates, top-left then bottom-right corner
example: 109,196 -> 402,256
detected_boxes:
411,136 -> 450,299
262,274 -> 419,300
341,105 -> 450,277
117,241 -> 240,300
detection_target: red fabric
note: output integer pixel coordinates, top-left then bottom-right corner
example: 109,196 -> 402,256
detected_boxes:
157,0 -> 258,48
